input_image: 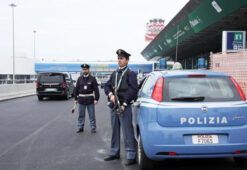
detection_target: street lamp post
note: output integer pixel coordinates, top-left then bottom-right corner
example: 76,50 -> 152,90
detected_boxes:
33,30 -> 36,59
9,3 -> 17,84
175,24 -> 179,62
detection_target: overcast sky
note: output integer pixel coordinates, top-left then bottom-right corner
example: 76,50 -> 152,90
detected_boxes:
0,0 -> 189,62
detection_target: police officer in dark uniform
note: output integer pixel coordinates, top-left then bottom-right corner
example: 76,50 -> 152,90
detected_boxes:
104,49 -> 138,166
74,64 -> 100,133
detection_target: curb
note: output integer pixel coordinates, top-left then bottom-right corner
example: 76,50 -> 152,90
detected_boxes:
0,92 -> 36,102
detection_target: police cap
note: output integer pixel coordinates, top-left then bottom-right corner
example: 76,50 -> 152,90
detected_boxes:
116,49 -> 131,59
81,64 -> 90,69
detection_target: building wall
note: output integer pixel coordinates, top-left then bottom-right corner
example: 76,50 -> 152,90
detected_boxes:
210,50 -> 247,95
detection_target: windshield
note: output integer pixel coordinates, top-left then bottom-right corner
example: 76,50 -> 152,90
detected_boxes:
39,74 -> 64,83
164,77 -> 241,102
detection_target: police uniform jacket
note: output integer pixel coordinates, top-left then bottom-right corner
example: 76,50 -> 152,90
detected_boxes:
104,67 -> 138,105
74,74 -> 100,105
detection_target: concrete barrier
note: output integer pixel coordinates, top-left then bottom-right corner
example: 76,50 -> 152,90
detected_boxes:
0,83 -> 36,101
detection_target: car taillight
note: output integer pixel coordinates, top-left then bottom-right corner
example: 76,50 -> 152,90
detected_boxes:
187,74 -> 206,78
168,152 -> 177,156
36,81 -> 40,88
230,76 -> 246,101
62,82 -> 67,88
152,77 -> 164,102
233,150 -> 247,154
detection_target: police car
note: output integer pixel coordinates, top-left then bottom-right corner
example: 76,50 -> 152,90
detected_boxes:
133,70 -> 247,170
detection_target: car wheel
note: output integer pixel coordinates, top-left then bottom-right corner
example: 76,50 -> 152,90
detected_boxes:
64,92 -> 69,100
38,96 -> 43,101
66,94 -> 69,100
137,135 -> 154,170
234,157 -> 246,168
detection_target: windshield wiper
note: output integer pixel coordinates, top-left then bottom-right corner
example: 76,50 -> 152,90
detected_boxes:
171,96 -> 205,101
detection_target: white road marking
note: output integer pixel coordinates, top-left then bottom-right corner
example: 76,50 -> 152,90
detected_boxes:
0,115 -> 60,159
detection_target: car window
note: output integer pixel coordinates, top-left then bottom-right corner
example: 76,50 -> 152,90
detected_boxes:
138,76 -> 147,89
139,75 -> 156,98
39,74 -> 64,83
64,74 -> 71,80
165,77 -> 241,102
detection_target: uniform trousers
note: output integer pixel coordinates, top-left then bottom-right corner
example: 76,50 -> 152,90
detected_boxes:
78,103 -> 96,130
109,105 -> 136,160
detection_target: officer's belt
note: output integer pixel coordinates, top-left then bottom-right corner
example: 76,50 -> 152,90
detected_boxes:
78,93 -> 94,97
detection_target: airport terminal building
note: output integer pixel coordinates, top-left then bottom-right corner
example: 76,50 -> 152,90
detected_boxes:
0,59 -> 154,84
141,0 -> 247,69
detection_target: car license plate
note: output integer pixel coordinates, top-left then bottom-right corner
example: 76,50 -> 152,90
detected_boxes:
45,88 -> 57,92
192,135 -> 219,144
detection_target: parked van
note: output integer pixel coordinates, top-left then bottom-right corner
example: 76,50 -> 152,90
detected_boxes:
36,72 -> 75,100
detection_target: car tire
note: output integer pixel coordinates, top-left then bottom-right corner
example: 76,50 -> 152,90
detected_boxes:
38,96 -> 43,101
234,157 -> 246,168
65,94 -> 69,100
64,92 -> 69,100
137,135 -> 154,170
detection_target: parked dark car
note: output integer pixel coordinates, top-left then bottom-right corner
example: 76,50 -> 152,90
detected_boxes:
36,72 -> 75,100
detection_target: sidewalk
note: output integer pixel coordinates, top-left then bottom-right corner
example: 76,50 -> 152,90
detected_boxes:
0,83 -> 36,101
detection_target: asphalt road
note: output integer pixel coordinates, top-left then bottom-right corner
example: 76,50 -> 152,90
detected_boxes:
0,89 -> 245,170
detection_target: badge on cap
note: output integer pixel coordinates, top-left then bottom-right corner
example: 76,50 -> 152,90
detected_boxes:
117,49 -> 122,55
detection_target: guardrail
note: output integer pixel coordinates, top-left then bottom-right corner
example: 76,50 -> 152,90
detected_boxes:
0,79 -> 36,85
0,83 -> 36,101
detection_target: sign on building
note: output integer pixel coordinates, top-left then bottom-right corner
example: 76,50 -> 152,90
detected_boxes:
222,31 -> 246,52
145,19 -> 165,42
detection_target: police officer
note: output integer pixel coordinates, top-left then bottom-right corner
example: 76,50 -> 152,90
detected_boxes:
74,64 -> 100,133
104,49 -> 138,166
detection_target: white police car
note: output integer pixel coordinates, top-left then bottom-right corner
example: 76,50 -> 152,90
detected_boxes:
133,70 -> 247,170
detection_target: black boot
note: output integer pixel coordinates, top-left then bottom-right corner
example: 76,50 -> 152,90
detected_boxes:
76,128 -> 84,133
104,155 -> 120,161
